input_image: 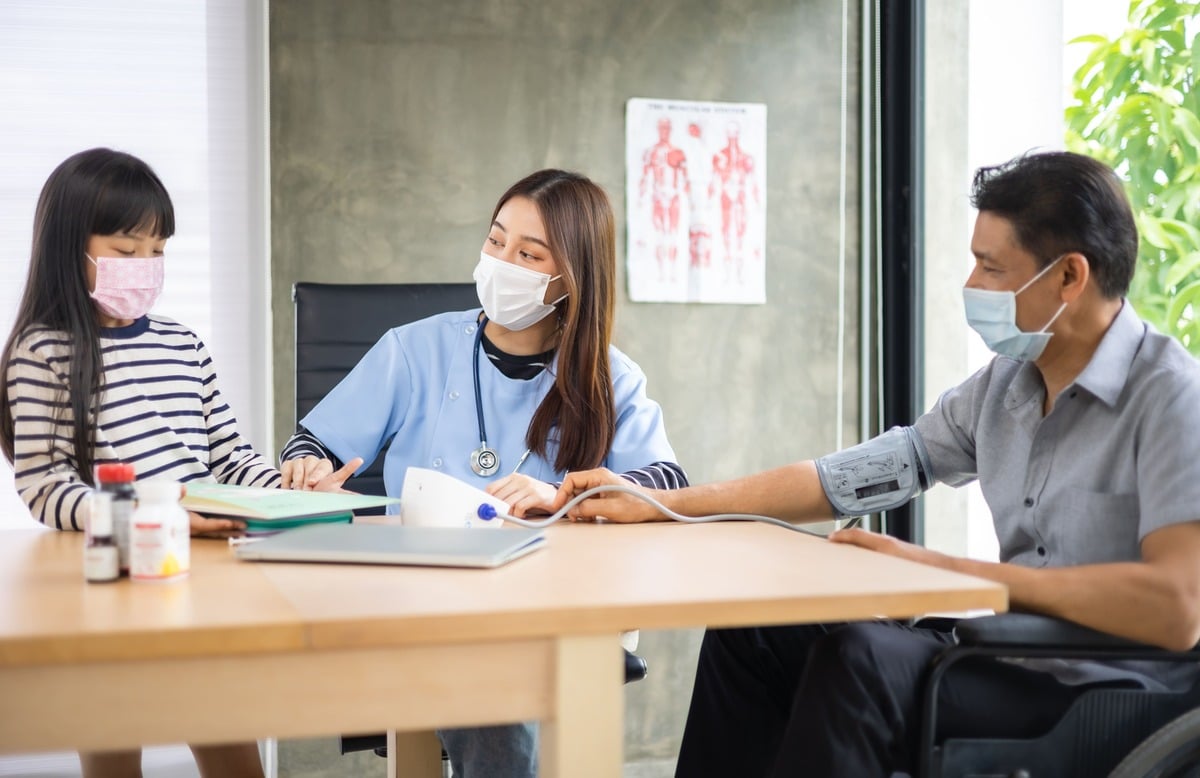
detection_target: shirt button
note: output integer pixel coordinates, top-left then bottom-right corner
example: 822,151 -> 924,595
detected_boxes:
449,390 -> 460,400
432,458 -> 443,468
1023,497 -> 1034,507
465,325 -> 476,335
1036,546 -> 1047,556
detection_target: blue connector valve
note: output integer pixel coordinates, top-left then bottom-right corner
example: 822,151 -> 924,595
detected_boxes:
476,503 -> 499,522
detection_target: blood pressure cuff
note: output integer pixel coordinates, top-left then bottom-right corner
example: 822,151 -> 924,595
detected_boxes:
814,427 -> 933,518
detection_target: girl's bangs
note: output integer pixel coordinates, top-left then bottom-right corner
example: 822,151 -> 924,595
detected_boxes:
91,172 -> 176,239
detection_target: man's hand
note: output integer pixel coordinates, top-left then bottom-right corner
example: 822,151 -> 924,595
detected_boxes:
486,474 -> 557,518
828,527 -> 952,569
554,468 -> 666,523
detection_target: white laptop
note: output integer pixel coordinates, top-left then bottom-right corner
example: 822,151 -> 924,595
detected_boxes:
233,523 -> 546,569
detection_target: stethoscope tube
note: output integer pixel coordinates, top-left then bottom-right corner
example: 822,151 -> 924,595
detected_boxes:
470,318 -> 500,476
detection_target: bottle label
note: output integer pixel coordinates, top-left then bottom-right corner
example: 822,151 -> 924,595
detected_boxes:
84,545 -> 119,582
130,519 -> 190,581
112,500 -> 134,573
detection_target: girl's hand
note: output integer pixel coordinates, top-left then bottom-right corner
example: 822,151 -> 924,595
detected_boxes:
188,510 -> 247,538
485,473 -> 557,518
280,455 -> 334,490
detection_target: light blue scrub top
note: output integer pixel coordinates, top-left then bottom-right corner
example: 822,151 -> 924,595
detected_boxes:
301,309 -> 677,513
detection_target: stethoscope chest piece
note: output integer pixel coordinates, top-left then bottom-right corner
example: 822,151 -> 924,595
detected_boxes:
471,444 -> 500,477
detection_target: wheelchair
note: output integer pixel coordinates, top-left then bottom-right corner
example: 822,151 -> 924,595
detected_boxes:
919,613 -> 1200,777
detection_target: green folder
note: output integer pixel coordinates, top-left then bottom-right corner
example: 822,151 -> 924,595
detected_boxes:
241,512 -> 354,533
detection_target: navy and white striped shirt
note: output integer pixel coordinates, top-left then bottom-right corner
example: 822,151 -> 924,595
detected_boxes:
5,315 -> 280,530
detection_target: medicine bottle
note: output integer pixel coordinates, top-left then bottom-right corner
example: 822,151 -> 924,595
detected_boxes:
84,492 -> 120,583
95,463 -> 137,575
130,480 -> 190,582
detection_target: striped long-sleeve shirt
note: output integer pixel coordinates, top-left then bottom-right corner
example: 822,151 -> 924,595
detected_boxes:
5,315 -> 280,530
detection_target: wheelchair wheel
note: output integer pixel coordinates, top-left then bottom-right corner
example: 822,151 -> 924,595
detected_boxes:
1109,708 -> 1200,778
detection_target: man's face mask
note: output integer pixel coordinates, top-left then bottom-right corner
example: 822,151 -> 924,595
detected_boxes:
88,254 -> 164,321
962,255 -> 1067,361
473,251 -> 567,331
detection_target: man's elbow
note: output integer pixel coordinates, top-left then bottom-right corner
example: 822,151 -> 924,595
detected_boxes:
1158,585 -> 1200,652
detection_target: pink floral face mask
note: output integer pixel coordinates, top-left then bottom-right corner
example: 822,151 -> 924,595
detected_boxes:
88,254 -> 164,321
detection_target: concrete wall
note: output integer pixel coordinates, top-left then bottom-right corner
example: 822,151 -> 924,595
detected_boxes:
269,0 -> 859,772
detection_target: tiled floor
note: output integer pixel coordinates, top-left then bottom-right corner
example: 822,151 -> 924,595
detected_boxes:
0,741 -> 283,778
1,741 -> 671,777
0,746 -> 199,777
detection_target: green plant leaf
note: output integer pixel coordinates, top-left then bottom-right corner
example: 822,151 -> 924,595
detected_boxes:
1161,219 -> 1200,251
1164,251 -> 1200,288
1166,278 -> 1200,328
1067,0 -> 1200,356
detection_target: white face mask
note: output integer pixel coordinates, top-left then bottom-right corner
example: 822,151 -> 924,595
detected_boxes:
962,255 -> 1067,362
473,251 -> 567,331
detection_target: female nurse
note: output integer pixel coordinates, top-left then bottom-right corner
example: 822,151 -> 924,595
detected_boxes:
278,168 -> 686,777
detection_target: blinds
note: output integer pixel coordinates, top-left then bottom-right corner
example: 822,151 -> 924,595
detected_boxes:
0,0 -> 269,528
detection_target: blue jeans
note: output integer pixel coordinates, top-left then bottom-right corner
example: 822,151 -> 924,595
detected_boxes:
437,722 -> 537,778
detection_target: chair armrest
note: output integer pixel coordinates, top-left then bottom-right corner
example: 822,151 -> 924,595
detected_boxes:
624,648 -> 648,684
952,613 -> 1200,656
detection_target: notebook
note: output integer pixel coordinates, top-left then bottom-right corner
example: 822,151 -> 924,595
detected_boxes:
232,522 -> 547,569
181,482 -> 400,524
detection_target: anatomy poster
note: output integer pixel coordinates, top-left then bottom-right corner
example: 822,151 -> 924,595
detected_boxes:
625,97 -> 767,303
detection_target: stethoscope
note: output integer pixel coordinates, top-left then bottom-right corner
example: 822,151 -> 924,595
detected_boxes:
469,317 -> 532,477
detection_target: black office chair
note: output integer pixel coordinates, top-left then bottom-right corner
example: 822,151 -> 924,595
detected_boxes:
292,282 -> 649,763
918,613 -> 1200,778
294,282 -> 481,505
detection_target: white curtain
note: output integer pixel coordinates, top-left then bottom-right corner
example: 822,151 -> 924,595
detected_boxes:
0,0 -> 270,529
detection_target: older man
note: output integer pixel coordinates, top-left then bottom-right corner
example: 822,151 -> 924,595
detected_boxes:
556,151 -> 1200,777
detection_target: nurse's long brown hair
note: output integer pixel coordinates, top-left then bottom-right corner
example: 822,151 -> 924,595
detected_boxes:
496,170 -> 616,472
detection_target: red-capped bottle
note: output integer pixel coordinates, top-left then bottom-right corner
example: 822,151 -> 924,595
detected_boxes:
95,463 -> 137,575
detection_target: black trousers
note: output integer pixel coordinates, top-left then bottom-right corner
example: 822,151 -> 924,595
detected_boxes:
674,620 -> 1095,777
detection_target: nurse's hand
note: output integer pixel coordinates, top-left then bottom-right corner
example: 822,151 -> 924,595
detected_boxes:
279,455 -> 332,490
485,474 -> 557,518
311,457 -> 364,494
554,468 -> 664,523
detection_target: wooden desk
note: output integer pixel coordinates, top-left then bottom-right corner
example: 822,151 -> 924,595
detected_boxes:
0,521 -> 1007,776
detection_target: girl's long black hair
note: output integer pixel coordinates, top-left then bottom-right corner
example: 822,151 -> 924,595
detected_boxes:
0,148 -> 175,483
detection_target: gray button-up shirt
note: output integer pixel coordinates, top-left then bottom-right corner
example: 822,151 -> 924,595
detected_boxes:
913,301 -> 1200,689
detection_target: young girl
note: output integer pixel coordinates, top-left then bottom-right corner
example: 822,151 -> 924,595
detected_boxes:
0,148 -> 273,777
278,169 -> 687,777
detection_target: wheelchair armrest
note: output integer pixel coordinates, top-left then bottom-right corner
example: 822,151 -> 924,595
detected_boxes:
952,613 -> 1200,657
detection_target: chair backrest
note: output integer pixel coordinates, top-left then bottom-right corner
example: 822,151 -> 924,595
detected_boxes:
293,282 -> 479,498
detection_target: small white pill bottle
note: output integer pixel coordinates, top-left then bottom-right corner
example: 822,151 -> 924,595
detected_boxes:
83,492 -> 120,583
130,480 -> 190,582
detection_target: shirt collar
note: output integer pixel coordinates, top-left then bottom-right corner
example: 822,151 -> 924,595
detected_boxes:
99,315 -> 151,339
1070,299 -> 1142,407
1003,299 -> 1140,410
